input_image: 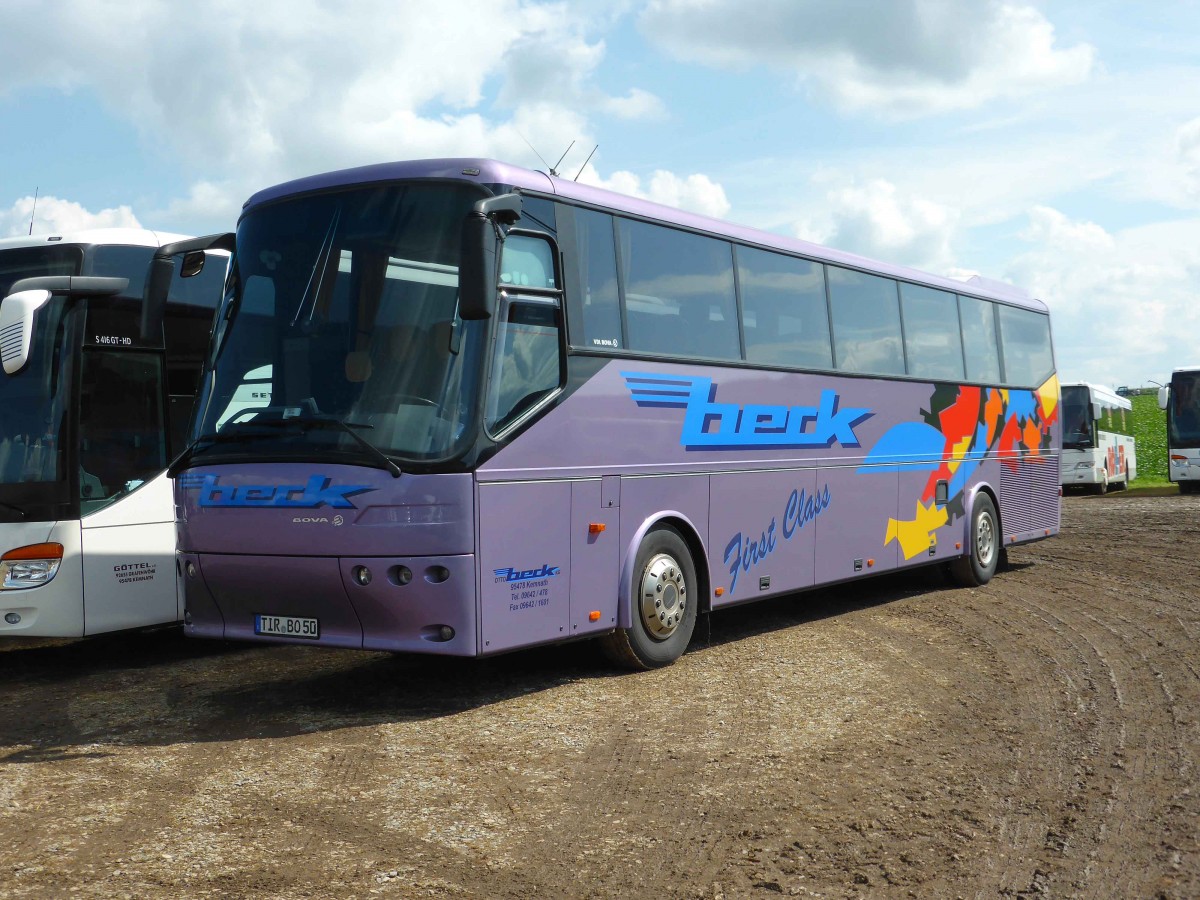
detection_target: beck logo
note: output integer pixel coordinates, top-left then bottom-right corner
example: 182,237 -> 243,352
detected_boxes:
179,473 -> 374,509
623,372 -> 873,450
494,565 -> 561,583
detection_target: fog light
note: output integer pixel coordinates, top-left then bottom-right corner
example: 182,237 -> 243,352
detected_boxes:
425,565 -> 450,584
186,561 -> 197,579
420,624 -> 455,642
4,613 -> 21,625
353,565 -> 372,586
389,565 -> 412,586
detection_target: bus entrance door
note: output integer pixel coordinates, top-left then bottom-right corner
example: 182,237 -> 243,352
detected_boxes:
79,473 -> 178,634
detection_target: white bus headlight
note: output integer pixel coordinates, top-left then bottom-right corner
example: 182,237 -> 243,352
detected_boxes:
0,543 -> 64,590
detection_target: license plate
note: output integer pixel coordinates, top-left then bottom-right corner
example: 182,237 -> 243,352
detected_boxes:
255,614 -> 320,639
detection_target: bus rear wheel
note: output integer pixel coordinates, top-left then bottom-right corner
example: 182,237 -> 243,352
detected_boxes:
950,493 -> 999,587
599,526 -> 697,670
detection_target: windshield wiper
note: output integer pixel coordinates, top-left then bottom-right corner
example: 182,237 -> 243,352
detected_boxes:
297,415 -> 402,478
170,413 -> 402,479
0,501 -> 26,519
167,428 -> 265,477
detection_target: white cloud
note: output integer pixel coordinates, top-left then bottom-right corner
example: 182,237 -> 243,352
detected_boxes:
598,87 -> 666,121
638,0 -> 1095,117
1007,207 -> 1200,387
1178,116 -> 1200,199
0,0 -> 673,234
798,178 -> 959,271
578,166 -> 732,218
1,195 -> 141,237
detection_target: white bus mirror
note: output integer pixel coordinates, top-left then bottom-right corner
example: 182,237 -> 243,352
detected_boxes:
1158,386 -> 1169,409
0,289 -> 53,375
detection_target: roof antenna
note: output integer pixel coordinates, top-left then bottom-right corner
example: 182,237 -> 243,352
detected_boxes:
550,141 -> 575,178
28,186 -> 38,235
516,130 -> 552,175
574,145 -> 599,181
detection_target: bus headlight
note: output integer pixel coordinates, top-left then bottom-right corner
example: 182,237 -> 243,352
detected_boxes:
0,543 -> 64,590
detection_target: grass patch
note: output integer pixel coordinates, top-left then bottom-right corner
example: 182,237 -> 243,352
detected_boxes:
1129,392 -> 1170,485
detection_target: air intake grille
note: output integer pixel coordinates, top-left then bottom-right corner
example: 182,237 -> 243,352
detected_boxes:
999,455 -> 1060,534
0,321 -> 22,367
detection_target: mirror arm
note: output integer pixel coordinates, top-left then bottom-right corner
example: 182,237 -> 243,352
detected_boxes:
9,275 -> 129,296
140,232 -> 235,341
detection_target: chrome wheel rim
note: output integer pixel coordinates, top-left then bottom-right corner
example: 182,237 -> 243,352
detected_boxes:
639,552 -> 687,640
976,511 -> 996,569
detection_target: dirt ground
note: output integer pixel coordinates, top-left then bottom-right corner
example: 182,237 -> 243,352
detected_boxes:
1,492 -> 1198,899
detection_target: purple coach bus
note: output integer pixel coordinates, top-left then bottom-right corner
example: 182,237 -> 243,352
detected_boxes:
162,158 -> 1060,669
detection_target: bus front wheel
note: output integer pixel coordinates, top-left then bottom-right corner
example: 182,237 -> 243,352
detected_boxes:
950,494 -> 999,587
600,526 -> 698,670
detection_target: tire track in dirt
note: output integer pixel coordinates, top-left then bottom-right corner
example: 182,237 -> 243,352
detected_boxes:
2,494 -> 1199,898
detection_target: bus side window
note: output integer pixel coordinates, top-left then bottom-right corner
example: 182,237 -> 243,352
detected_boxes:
737,246 -> 832,369
500,234 -> 556,289
900,283 -> 964,381
485,300 -> 563,433
959,295 -> 1001,384
618,218 -> 739,361
828,266 -> 904,376
572,207 -> 622,350
997,305 -> 1054,387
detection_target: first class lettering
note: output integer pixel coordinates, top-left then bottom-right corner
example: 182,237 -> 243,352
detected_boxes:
723,484 -> 831,595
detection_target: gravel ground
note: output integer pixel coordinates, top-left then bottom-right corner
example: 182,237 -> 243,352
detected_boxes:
1,492 -> 1198,899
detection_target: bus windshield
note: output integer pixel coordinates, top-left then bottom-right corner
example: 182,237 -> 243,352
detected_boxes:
1061,385 -> 1093,449
1168,371 -> 1200,448
192,182 -> 486,468
0,296 -> 75,519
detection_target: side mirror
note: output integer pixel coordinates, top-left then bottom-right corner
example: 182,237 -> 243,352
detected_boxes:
1158,386 -> 1169,410
1,275 -> 129,375
0,289 -> 53,375
141,232 -> 235,341
180,250 -> 208,278
458,193 -> 522,321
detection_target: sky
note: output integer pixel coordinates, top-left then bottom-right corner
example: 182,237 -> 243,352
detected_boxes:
2,0 -> 1198,389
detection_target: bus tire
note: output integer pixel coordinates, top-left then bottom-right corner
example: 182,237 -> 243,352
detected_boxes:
599,526 -> 697,670
950,493 -> 999,587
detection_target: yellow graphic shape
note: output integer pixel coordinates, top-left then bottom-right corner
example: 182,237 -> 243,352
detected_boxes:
1038,374 -> 1060,420
946,432 -> 976,474
885,500 -> 949,561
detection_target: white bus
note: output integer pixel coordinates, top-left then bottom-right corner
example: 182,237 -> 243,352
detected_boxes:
1158,367 -> 1200,493
0,229 -> 228,638
1060,382 -> 1136,493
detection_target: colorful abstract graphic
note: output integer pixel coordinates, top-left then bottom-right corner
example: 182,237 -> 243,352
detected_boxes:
860,376 -> 1060,560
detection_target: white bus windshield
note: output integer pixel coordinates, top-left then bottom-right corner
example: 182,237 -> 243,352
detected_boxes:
1168,371 -> 1200,447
